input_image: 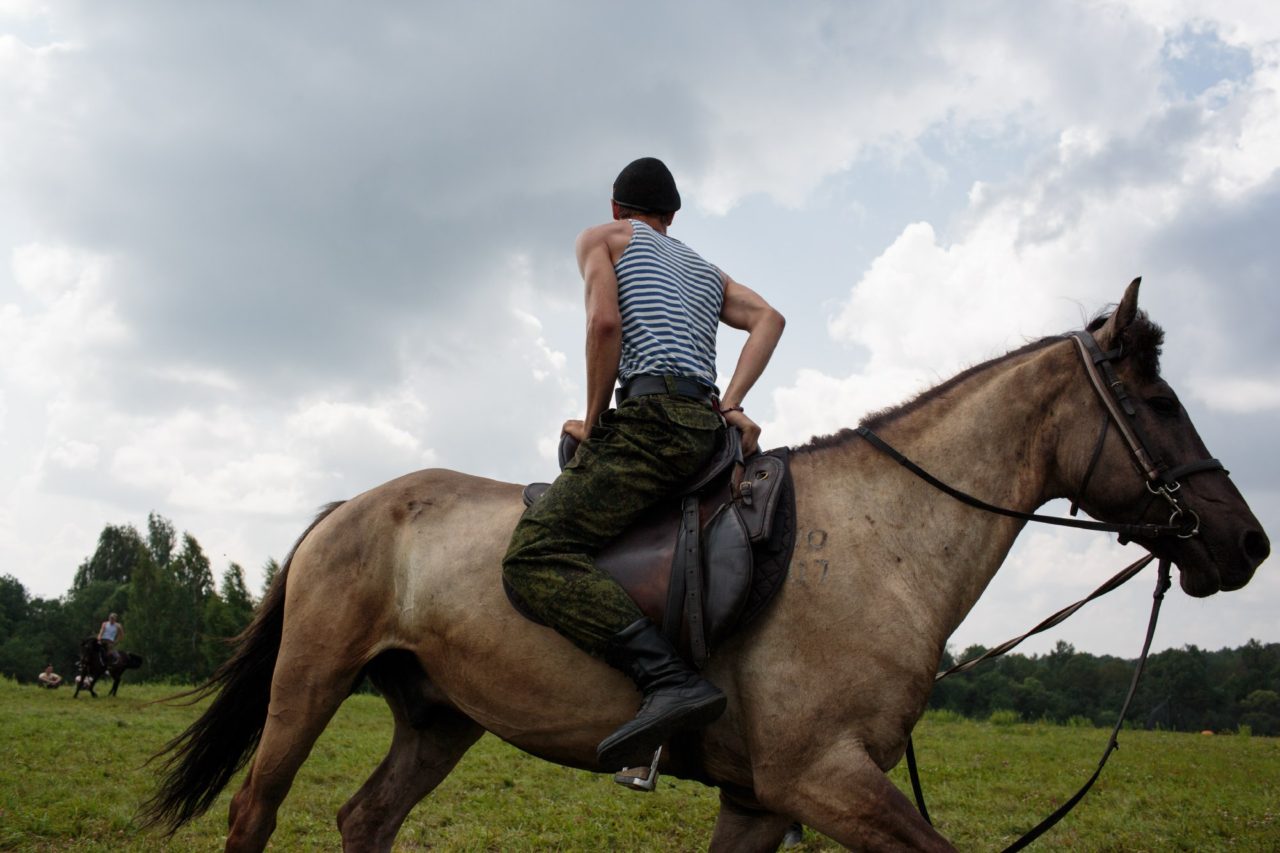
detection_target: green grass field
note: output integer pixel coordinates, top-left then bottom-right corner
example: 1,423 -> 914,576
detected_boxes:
1,678 -> 1276,851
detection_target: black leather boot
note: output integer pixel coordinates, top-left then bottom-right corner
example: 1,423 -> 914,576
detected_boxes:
596,618 -> 727,769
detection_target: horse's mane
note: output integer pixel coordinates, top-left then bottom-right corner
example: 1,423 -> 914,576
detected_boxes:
792,309 -> 1165,455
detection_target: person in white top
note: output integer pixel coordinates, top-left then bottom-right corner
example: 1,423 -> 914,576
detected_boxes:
97,612 -> 123,666
38,664 -> 62,688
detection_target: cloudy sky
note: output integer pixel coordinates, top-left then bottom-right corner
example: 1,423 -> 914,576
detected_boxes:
2,1 -> 1276,657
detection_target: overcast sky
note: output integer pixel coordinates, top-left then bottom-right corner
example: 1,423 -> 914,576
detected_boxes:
2,1 -> 1276,657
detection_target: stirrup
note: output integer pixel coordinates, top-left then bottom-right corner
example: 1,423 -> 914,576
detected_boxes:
612,746 -> 662,792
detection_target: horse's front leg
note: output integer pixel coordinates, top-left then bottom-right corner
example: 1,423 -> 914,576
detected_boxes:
754,739 -> 955,852
709,789 -> 794,853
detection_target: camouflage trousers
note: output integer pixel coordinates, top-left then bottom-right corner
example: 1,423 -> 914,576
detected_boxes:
503,393 -> 723,657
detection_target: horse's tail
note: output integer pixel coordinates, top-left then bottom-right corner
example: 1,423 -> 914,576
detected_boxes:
139,501 -> 345,833
125,653 -> 144,669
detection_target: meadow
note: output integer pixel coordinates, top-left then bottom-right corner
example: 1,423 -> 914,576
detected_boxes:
0,678 -> 1275,851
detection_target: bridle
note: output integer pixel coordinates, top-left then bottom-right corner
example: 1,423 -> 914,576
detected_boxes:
1065,330 -> 1225,541
859,326 -> 1235,851
855,329 -> 1228,543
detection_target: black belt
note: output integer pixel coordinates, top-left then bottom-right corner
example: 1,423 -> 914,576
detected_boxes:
616,375 -> 714,406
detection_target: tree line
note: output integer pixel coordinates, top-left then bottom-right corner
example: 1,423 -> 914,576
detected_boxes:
0,512 -> 279,685
930,639 -> 1280,735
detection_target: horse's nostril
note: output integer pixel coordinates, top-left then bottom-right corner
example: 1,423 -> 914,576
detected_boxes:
1242,530 -> 1270,564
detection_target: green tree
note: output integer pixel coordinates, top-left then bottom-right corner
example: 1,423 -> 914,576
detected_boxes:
130,548 -> 180,680
72,524 -> 149,589
162,533 -> 215,679
147,512 -> 177,571
221,563 -> 255,626
201,563 -> 256,672
0,574 -> 29,641
1239,690 -> 1280,736
261,557 -> 281,598
1012,676 -> 1055,720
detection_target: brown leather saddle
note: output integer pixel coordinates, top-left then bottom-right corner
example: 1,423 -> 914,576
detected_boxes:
507,429 -> 796,667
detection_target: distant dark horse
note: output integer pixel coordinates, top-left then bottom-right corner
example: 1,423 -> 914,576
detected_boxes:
73,637 -> 143,698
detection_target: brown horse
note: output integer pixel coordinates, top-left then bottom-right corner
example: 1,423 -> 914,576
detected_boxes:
144,281 -> 1268,851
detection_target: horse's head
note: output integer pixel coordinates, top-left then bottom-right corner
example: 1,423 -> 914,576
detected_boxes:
1057,279 -> 1269,596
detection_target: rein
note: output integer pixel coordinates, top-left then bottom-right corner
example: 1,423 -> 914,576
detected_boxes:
854,427 -> 1194,541
857,330 -> 1225,848
906,558 -> 1172,851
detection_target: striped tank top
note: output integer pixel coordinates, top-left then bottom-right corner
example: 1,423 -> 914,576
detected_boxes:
615,219 -> 724,388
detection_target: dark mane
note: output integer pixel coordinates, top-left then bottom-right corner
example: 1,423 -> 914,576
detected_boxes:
791,308 -> 1166,456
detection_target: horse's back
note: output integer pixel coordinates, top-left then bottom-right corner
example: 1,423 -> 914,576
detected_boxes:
284,467 -> 525,612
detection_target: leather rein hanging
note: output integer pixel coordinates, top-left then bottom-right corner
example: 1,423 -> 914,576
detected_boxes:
856,329 -> 1227,850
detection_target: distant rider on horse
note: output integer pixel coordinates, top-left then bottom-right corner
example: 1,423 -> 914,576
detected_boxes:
97,612 -> 123,668
503,157 -> 786,769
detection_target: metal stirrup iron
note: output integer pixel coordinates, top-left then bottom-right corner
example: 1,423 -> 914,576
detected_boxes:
613,746 -> 663,792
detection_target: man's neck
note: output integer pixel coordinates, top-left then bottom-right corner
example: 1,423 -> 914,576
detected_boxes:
628,214 -> 668,235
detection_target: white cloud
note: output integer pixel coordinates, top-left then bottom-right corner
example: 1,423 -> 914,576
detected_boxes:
766,17 -> 1280,445
2,244 -> 128,392
1187,375 -> 1280,412
767,365 -> 928,447
47,438 -> 99,471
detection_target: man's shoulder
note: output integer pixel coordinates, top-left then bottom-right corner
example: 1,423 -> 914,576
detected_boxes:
578,219 -> 632,244
576,220 -> 633,262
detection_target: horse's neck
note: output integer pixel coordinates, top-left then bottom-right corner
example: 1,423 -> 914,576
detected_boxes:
792,342 -> 1072,652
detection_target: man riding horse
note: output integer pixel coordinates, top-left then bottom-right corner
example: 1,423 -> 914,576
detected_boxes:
97,612 -> 123,669
503,157 -> 786,769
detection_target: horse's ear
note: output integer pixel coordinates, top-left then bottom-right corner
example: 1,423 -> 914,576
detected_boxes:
1094,277 -> 1141,350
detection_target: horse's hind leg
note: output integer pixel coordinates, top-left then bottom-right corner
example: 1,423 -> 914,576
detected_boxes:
336,650 -> 483,853
225,652 -> 362,852
709,789 -> 794,853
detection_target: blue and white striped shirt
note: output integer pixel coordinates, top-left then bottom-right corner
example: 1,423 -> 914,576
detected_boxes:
615,220 -> 724,387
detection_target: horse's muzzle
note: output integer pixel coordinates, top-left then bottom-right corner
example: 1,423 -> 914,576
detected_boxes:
1221,528 -> 1271,591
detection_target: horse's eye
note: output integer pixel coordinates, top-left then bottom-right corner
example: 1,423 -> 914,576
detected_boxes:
1147,396 -> 1180,416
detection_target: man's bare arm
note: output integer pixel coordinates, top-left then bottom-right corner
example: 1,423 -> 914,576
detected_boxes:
563,224 -> 623,443
718,274 -> 785,454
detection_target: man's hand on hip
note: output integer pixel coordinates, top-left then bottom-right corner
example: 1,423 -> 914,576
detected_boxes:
723,409 -> 762,455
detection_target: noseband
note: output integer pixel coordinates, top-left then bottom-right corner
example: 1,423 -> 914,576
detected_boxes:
1066,331 -> 1225,540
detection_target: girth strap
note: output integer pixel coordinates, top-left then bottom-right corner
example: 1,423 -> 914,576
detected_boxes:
680,495 -> 709,667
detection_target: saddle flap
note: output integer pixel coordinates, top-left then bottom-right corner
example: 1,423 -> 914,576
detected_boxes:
701,502 -> 754,647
